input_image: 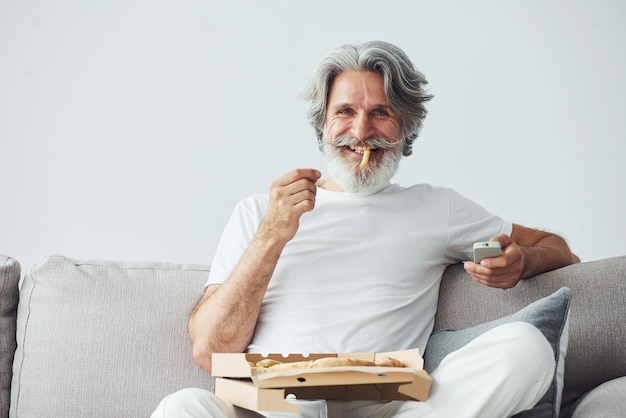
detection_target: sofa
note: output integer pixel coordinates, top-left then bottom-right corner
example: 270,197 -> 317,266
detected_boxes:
1,253 -> 625,418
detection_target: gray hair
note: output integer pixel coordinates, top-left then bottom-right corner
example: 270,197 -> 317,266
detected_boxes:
302,41 -> 433,156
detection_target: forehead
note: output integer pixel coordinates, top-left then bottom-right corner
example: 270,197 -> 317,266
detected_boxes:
327,70 -> 387,107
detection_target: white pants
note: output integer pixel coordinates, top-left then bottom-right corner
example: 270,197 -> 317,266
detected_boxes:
152,322 -> 555,418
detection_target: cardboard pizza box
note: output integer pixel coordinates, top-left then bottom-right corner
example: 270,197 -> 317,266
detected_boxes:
212,349 -> 432,413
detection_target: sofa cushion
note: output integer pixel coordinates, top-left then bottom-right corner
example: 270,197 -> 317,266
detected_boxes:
11,255 -> 213,418
0,255 -> 20,418
569,377 -> 626,418
434,257 -> 626,414
425,287 -> 572,418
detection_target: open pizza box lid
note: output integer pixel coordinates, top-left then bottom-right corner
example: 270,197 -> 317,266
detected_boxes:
212,349 -> 432,413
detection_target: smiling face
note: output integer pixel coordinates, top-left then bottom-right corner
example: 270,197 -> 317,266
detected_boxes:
321,70 -> 403,193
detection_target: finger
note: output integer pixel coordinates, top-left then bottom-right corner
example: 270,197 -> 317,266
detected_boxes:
474,268 -> 521,288
464,260 -> 502,274
289,187 -> 317,208
468,268 -> 517,288
491,234 -> 515,253
293,192 -> 316,213
268,174 -> 319,218
464,262 -> 520,287
275,169 -> 321,187
287,177 -> 318,197
269,180 -> 316,214
270,178 -> 311,200
490,234 -> 513,247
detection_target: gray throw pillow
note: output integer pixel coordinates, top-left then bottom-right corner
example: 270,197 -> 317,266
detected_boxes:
424,287 -> 572,418
0,255 -> 20,418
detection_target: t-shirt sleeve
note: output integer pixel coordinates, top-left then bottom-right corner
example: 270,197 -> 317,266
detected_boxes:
206,195 -> 268,287
444,188 -> 513,263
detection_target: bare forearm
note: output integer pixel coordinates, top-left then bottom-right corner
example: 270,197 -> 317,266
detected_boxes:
518,232 -> 580,279
189,169 -> 320,372
189,229 -> 286,372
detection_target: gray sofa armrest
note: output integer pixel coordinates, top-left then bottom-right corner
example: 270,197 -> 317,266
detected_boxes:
435,256 -> 626,416
570,377 -> 626,418
1,255 -> 20,418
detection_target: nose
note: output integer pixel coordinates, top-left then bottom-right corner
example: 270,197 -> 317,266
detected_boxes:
350,112 -> 375,141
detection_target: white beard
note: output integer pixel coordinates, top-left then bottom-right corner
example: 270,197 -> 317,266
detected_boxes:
322,136 -> 402,194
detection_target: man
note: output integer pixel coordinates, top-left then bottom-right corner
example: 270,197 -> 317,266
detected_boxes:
152,41 -> 579,417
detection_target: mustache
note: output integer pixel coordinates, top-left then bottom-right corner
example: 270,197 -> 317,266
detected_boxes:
326,135 -> 401,150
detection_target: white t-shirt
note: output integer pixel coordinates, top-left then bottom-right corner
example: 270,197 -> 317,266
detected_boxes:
208,183 -> 512,355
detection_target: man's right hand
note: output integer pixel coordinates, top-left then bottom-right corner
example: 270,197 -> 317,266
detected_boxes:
259,168 -> 321,244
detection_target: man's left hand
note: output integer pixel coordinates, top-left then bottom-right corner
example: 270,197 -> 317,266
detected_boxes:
463,234 -> 525,289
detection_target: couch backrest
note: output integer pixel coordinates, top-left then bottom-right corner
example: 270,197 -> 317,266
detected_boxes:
11,255 -> 213,418
435,256 -> 626,412
6,254 -> 625,417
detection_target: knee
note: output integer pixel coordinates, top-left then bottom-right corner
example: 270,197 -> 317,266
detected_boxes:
494,322 -> 555,383
162,387 -> 212,405
152,388 -> 217,418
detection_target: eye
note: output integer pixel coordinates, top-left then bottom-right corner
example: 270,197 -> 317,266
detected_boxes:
372,108 -> 390,117
337,107 -> 354,116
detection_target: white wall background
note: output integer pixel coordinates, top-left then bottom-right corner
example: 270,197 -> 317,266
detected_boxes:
2,0 -> 625,272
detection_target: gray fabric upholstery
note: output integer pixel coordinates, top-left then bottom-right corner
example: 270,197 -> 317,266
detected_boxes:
570,377 -> 626,418
425,287 -> 572,418
434,256 -> 626,416
2,254 -> 624,416
11,255 -> 212,418
0,255 -> 20,418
